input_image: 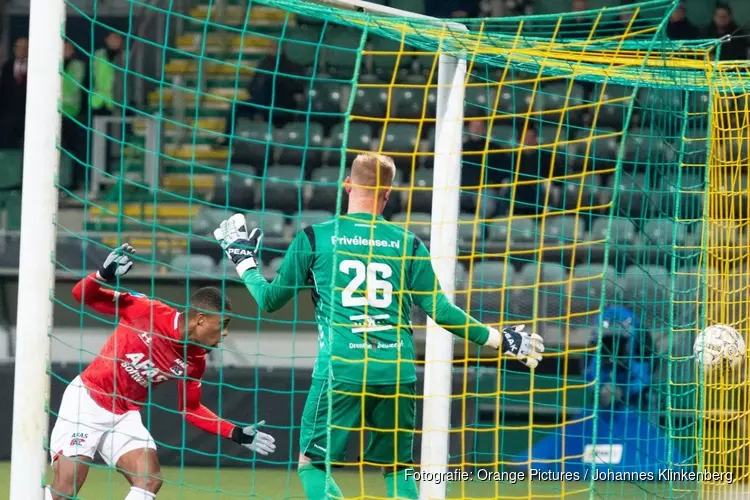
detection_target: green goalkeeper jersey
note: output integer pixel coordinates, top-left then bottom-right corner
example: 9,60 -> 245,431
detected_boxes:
241,212 -> 491,385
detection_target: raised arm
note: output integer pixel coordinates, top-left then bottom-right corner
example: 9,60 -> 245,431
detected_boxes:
177,358 -> 276,455
408,237 -> 545,368
214,214 -> 314,314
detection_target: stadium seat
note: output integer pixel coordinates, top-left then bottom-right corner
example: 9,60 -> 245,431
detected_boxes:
611,172 -> 652,220
261,257 -> 284,280
457,216 -> 485,243
391,212 -> 431,242
192,206 -> 234,237
622,265 -> 671,331
370,36 -> 411,79
58,154 -> 75,190
471,260 -> 515,287
3,190 -> 22,231
168,254 -> 217,276
211,165 -> 257,211
408,169 -> 433,214
593,85 -> 634,129
569,264 -> 619,321
382,123 -> 420,171
487,218 -> 538,246
460,260 -> 514,324
542,215 -> 585,245
294,210 -> 334,230
327,121 -> 373,166
655,170 -> 704,220
307,80 -> 346,119
489,124 -> 518,153
510,262 -> 569,322
642,219 -> 689,246
567,127 -> 621,171
261,166 -> 305,214
637,87 -> 685,135
392,86 -> 427,119
621,133 -> 677,174
0,150 -> 23,190
309,166 -> 343,212
275,122 -> 325,169
554,173 -> 601,211
460,188 -> 499,218
464,86 -> 496,118
232,120 -> 273,165
284,26 -> 324,68
680,129 -> 709,168
496,83 -> 539,116
538,81 -> 586,125
351,85 -> 389,118
590,217 -> 637,245
322,28 -> 362,77
245,209 -> 286,238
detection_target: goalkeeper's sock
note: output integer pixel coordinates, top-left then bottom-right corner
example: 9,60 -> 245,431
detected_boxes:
383,468 -> 419,499
124,487 -> 156,500
298,464 -> 343,500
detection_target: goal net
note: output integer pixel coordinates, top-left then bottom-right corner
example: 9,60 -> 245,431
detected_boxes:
25,0 -> 749,497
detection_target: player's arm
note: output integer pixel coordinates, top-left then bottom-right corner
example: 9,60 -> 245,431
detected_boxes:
213,214 -> 313,313
71,243 -> 142,317
409,238 -> 545,368
177,359 -> 276,455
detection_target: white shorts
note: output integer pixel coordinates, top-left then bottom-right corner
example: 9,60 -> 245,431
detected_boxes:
49,376 -> 156,467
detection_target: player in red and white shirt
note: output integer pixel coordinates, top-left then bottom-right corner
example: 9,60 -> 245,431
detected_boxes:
46,244 -> 276,500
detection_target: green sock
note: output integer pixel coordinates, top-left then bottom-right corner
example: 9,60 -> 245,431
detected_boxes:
297,464 -> 344,500
383,469 -> 419,499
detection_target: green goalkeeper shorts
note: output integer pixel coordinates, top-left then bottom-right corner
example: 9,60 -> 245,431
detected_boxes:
299,378 -> 417,467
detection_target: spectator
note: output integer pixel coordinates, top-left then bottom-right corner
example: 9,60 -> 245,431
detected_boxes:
558,0 -> 596,40
91,31 -> 123,116
0,37 -> 29,148
666,0 -> 698,40
217,41 -> 303,146
61,41 -> 86,191
703,4 -> 749,61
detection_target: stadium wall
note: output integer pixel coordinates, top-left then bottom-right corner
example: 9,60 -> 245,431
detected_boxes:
0,364 -> 478,468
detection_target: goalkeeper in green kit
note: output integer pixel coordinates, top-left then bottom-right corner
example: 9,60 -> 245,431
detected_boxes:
213,153 -> 545,499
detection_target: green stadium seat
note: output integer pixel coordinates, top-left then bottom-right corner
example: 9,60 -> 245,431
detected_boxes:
391,212 -> 431,241
489,124 -> 518,151
622,265 -> 671,331
567,127 -> 621,171
284,26 -> 324,68
538,81 -> 586,125
464,86 -> 496,118
457,216 -> 485,243
408,169 -> 432,214
610,172 -> 652,220
621,133 -> 678,173
638,87 -> 685,129
488,218 -> 538,245
192,206 -> 233,237
381,123 -> 420,170
471,260 -> 515,287
351,85 -> 388,118
322,28 -> 362,77
642,219 -> 689,246
245,209 -> 286,238
309,166 -> 342,212
593,85 -> 634,129
275,122 -> 325,169
590,217 -> 637,245
307,80 -> 346,118
392,86 -> 427,119
327,121 -> 373,166
261,166 -> 304,213
542,215 -> 585,245
168,254 -> 216,276
570,264 -> 619,320
655,170 -> 704,220
555,173 -> 601,210
511,262 -> 569,321
212,165 -> 257,211
687,90 -> 710,117
232,120 -> 273,165
370,36 -> 411,80
460,260 -> 514,324
294,210 -> 334,231
673,264 -> 708,330
496,84 -> 539,116
0,150 -> 23,190
4,190 -> 21,231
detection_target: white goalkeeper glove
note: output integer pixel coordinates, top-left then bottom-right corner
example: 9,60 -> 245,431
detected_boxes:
231,420 -> 276,456
213,213 -> 263,277
97,243 -> 135,282
485,324 -> 545,369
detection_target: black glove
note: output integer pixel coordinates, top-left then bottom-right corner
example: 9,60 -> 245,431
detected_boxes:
485,325 -> 545,369
213,214 -> 263,277
97,243 -> 135,282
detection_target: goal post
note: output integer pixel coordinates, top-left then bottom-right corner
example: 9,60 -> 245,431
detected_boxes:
9,0 -> 66,498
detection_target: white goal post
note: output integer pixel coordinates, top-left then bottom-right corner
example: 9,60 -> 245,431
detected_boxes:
9,0 -> 65,498
321,2 -> 468,498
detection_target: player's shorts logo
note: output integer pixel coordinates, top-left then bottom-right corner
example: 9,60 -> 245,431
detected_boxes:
69,432 -> 88,447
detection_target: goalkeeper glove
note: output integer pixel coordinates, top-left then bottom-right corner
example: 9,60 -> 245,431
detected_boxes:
213,213 -> 263,277
231,420 -> 276,456
97,243 -> 135,282
485,325 -> 545,369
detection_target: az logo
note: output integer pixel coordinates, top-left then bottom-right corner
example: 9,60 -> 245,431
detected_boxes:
169,365 -> 184,376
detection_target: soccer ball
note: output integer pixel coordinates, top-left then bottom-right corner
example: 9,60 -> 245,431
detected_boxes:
693,324 -> 746,370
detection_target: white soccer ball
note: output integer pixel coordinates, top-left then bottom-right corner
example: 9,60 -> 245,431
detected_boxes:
693,324 -> 746,370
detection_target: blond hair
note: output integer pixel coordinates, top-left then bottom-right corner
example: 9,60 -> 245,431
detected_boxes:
350,154 -> 396,198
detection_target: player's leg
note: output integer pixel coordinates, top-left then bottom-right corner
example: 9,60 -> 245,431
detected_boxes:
298,378 -> 361,500
364,383 -> 419,499
46,376 -> 107,499
98,410 -> 162,498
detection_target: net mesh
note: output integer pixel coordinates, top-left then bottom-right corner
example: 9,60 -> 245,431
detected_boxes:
34,0 -> 750,497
